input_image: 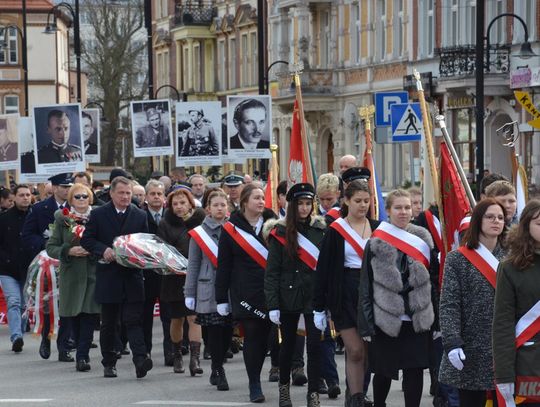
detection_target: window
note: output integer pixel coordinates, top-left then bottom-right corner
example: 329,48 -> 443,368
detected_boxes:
0,27 -> 18,64
514,0 -> 536,42
488,0 -> 506,44
4,95 -> 19,115
229,38 -> 236,89
318,10 -> 330,67
193,44 -> 200,92
419,0 -> 434,57
217,40 -> 225,90
241,34 -> 248,87
183,47 -> 189,91
450,0 -> 458,46
377,0 -> 386,61
394,0 -> 404,57
351,3 -> 361,63
250,32 -> 257,86
452,109 -> 476,175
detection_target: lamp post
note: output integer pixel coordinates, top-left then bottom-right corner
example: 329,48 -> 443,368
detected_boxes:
154,84 -> 182,102
0,23 -> 28,116
44,1 -> 81,103
475,7 -> 537,197
265,60 -> 289,95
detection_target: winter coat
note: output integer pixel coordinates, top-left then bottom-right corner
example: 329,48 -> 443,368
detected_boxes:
264,216 -> 326,314
158,207 -> 205,303
358,223 -> 437,338
46,209 -> 100,317
493,257 -> 540,387
438,245 -> 505,390
184,216 -> 224,314
313,218 -> 380,316
215,209 -> 277,320
0,206 -> 31,282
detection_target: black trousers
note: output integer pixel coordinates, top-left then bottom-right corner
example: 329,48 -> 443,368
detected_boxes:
42,315 -> 72,353
207,324 -> 233,370
142,298 -> 171,356
241,318 -> 271,385
100,302 -> 146,367
269,325 -> 305,370
70,313 -> 98,361
373,368 -> 424,407
279,313 -> 321,393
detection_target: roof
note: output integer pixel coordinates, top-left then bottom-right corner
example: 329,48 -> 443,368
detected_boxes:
0,0 -> 55,12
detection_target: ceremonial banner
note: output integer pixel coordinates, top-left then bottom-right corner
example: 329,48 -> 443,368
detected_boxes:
131,99 -> 174,158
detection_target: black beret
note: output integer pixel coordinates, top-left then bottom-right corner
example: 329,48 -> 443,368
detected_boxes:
341,167 -> 371,183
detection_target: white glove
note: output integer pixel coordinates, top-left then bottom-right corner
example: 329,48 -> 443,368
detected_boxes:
448,348 -> 466,370
496,383 -> 515,407
269,310 -> 280,325
217,303 -> 230,316
362,336 -> 372,342
433,331 -> 442,340
313,311 -> 327,332
185,297 -> 196,311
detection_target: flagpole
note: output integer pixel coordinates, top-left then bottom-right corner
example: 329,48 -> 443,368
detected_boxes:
359,105 -> 377,219
270,144 -> 280,214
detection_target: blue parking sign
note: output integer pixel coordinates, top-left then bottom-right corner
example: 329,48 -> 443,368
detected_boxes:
375,92 -> 409,127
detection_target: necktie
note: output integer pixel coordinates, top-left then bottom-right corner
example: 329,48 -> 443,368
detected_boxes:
117,211 -> 124,222
154,212 -> 161,224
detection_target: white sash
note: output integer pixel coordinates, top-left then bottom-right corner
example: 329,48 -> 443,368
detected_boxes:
372,221 -> 430,267
189,226 -> 219,266
516,300 -> 540,348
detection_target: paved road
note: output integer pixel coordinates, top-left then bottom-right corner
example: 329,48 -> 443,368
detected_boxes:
0,321 -> 434,406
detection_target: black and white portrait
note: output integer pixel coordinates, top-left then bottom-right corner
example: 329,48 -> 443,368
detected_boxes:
131,99 -> 173,157
82,108 -> 100,163
33,104 -> 85,175
0,114 -> 19,170
19,117 -> 48,183
175,101 -> 221,166
227,95 -> 271,159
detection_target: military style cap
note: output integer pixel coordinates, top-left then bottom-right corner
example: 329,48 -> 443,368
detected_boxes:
223,174 -> 244,186
286,182 -> 315,202
342,167 -> 371,183
145,108 -> 160,119
188,109 -> 204,117
171,181 -> 192,193
48,173 -> 73,186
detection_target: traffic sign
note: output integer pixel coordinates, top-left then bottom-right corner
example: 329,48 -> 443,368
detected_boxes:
391,103 -> 423,142
375,91 -> 409,127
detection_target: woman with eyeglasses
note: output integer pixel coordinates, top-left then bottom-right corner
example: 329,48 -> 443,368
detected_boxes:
46,183 -> 100,372
438,198 -> 507,406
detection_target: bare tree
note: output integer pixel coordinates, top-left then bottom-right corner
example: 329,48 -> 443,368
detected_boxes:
81,0 -> 147,166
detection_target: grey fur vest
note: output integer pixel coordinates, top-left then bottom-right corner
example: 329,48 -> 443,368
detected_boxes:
369,223 -> 434,337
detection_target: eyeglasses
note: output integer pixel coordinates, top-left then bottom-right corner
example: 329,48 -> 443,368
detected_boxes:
73,194 -> 89,200
483,214 -> 505,223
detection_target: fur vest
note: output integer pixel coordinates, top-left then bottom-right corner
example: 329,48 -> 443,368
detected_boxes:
369,223 -> 434,337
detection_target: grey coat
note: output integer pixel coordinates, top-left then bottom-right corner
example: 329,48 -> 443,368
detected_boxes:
183,216 -> 223,314
439,245 -> 505,390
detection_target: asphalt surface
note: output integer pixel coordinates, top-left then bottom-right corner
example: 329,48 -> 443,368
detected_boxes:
0,320 -> 434,406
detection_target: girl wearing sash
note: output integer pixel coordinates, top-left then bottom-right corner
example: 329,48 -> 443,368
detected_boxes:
264,182 -> 326,407
314,180 -> 380,407
439,198 -> 506,406
493,200 -> 540,406
158,187 -> 206,375
358,189 -> 437,407
215,184 -> 276,403
184,189 -> 232,391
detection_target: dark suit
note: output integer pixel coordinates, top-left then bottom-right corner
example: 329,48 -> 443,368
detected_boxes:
80,202 -> 149,367
142,208 -> 172,358
135,125 -> 170,148
84,141 -> 98,155
229,134 -> 270,149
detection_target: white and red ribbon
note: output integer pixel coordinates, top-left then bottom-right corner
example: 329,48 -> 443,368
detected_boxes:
326,207 -> 341,221
269,229 -> 319,270
424,210 -> 443,253
223,222 -> 268,269
33,252 -> 60,337
516,300 -> 540,348
189,226 -> 219,268
459,216 -> 471,233
371,221 -> 430,268
330,217 -> 368,266
457,243 -> 499,289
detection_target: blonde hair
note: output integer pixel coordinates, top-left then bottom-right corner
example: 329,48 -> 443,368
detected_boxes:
385,189 -> 411,210
408,186 -> 422,197
485,180 -> 516,198
68,184 -> 94,205
316,173 -> 340,195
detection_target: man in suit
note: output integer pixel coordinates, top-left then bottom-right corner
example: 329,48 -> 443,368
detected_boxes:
81,111 -> 98,155
37,110 -> 83,163
142,179 -> 173,365
80,176 -> 152,379
21,173 -> 75,362
229,99 -> 270,150
135,108 -> 170,148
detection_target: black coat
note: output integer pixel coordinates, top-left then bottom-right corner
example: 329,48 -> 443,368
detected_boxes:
313,218 -> 380,317
0,206 -> 31,281
80,202 -> 149,304
143,208 -> 163,301
215,210 -> 276,320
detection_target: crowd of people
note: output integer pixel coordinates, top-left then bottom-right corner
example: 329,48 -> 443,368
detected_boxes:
0,156 -> 539,407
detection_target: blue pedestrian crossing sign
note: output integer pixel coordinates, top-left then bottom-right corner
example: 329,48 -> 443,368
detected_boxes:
390,103 -> 423,142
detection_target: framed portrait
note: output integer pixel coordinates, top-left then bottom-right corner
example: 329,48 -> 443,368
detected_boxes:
227,95 -> 272,160
82,108 -> 100,163
175,101 -> 222,166
32,103 -> 85,175
0,114 -> 19,171
18,117 -> 48,183
130,99 -> 174,158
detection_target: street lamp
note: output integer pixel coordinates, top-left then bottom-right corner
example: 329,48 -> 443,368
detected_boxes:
154,84 -> 183,102
475,9 -> 537,197
0,24 -> 28,116
43,1 -> 81,103
265,60 -> 289,94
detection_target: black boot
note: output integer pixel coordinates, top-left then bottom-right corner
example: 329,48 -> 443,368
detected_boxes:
216,367 -> 229,391
210,369 -> 218,385
189,341 -> 203,376
279,382 -> 292,407
307,391 -> 321,407
349,393 -> 365,407
172,342 -> 184,373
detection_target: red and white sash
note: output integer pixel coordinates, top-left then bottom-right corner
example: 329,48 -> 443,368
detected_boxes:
223,222 -> 268,269
326,207 -> 341,220
515,300 -> 540,348
457,243 -> 498,289
424,210 -> 443,253
371,221 -> 430,268
459,216 -> 471,233
330,217 -> 369,265
188,226 -> 219,268
269,229 -> 319,270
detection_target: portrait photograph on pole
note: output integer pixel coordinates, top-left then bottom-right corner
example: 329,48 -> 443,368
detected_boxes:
130,99 -> 174,158
82,108 -> 100,163
227,95 -> 272,159
32,103 -> 85,175
175,101 -> 221,167
0,114 -> 19,171
18,117 -> 48,183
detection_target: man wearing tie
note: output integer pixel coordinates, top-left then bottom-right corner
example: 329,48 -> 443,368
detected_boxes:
142,179 -> 173,366
81,176 -> 152,379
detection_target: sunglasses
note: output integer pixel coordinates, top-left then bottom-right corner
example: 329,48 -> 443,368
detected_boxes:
73,194 -> 89,200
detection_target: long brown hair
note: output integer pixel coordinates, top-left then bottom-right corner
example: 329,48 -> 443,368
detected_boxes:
462,198 -> 506,249
285,197 -> 314,259
340,179 -> 371,217
239,184 -> 263,213
506,200 -> 540,269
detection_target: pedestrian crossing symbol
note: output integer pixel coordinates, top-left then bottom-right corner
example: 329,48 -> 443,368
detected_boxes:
390,102 -> 423,142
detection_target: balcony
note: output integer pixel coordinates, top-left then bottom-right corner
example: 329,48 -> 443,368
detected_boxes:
174,2 -> 216,27
436,44 -> 510,77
